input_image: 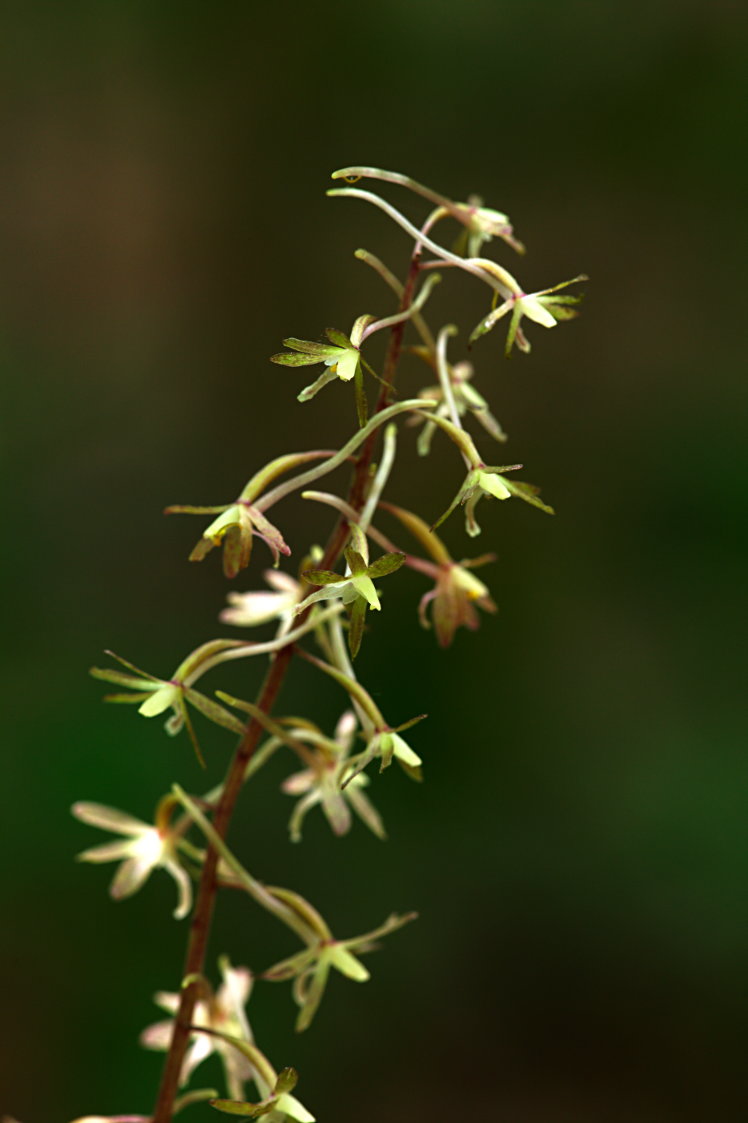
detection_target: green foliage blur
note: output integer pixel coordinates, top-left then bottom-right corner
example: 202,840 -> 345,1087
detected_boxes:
3,1 -> 747,1120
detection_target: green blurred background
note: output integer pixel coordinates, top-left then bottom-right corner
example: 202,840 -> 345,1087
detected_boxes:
3,1 -> 747,1119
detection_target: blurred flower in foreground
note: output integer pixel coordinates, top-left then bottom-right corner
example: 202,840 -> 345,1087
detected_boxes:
141,958 -> 254,1100
68,1117 -> 148,1122
72,797 -> 192,919
281,711 -> 386,841
220,569 -> 303,632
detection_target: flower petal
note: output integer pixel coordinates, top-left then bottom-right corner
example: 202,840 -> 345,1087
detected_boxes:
76,840 -> 135,864
164,859 -> 193,920
351,575 -> 380,611
71,802 -> 149,836
140,1017 -> 175,1051
328,946 -> 370,982
138,685 -> 180,718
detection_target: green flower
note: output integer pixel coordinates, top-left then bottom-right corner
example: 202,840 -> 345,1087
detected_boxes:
210,1064 -> 314,1121
452,195 -> 525,257
470,274 -> 587,356
295,525 -> 405,657
270,322 -> 370,402
346,721 -> 425,783
169,501 -> 291,579
90,644 -> 246,766
281,710 -> 385,842
263,912 -> 416,1032
72,796 -> 192,919
434,463 -> 554,538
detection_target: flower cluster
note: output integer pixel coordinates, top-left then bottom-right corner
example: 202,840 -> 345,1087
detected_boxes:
72,165 -> 583,1123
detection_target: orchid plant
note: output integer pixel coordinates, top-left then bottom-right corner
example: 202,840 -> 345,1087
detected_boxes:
56,167 -> 584,1122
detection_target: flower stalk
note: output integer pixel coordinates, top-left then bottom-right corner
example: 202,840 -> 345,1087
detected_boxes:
69,165 -> 584,1123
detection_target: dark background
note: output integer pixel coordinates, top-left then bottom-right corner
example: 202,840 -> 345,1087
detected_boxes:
3,1 -> 747,1120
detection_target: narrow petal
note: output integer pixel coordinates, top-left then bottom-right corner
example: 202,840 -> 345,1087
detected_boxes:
347,595 -> 367,660
164,859 -> 193,920
72,802 -> 149,835
138,685 -> 179,718
519,294 -> 557,329
89,666 -> 158,691
333,710 -> 357,751
479,473 -> 512,501
302,569 -> 345,586
76,839 -> 135,864
294,586 -> 344,614
140,1018 -> 175,1051
220,591 -> 289,627
351,575 -> 380,611
288,790 -> 321,843
365,552 -> 406,579
276,1093 -> 316,1122
185,689 -> 246,735
345,785 -> 386,839
109,853 -> 156,900
281,338 -> 342,357
270,352 -> 329,367
295,961 -> 331,1032
265,568 -> 300,593
153,990 -> 181,1014
297,366 -> 340,402
328,946 -> 370,981
391,733 -> 423,768
320,789 -> 352,837
181,1034 -> 214,1083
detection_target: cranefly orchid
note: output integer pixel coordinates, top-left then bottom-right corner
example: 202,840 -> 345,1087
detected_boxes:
61,166 -> 583,1123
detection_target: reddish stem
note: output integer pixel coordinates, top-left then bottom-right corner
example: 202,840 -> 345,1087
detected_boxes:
151,221 -> 426,1123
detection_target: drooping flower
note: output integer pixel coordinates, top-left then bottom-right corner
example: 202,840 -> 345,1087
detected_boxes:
264,913 -> 416,1032
379,501 -> 498,647
141,959 -> 255,1101
166,500 -> 291,578
72,797 -> 193,919
418,559 -> 497,647
280,711 -> 385,842
470,274 -> 587,356
434,463 -> 554,538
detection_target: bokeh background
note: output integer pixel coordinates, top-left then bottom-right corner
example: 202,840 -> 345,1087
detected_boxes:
3,1 -> 747,1119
